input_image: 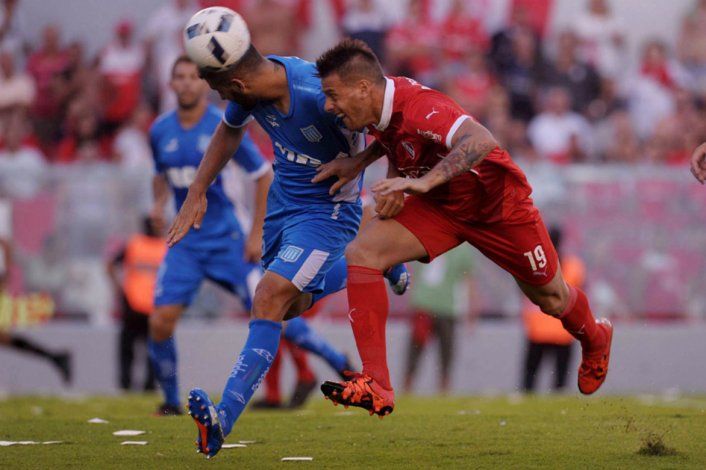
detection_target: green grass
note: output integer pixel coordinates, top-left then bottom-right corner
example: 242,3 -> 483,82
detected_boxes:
1,394 -> 705,469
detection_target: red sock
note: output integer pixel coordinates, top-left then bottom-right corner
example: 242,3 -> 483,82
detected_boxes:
559,286 -> 605,352
264,346 -> 282,404
289,342 -> 315,383
346,265 -> 392,390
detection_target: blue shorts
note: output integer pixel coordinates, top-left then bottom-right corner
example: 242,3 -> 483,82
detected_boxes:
154,239 -> 261,309
262,196 -> 361,294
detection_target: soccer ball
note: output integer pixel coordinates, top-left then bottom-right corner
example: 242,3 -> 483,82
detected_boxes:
183,7 -> 250,70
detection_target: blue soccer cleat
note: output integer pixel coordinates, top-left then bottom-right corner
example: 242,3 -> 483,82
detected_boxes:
384,263 -> 410,295
187,388 -> 225,459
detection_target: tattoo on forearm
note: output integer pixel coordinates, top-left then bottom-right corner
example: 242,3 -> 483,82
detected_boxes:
435,134 -> 495,183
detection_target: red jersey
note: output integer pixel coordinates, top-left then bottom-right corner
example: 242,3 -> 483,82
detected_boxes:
367,76 -> 531,223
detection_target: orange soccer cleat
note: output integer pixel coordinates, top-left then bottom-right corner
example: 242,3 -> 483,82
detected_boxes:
578,318 -> 614,395
321,372 -> 395,417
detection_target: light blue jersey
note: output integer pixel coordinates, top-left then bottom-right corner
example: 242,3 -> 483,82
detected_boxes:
150,104 -> 268,307
151,104 -> 269,249
223,55 -> 363,294
223,55 -> 364,206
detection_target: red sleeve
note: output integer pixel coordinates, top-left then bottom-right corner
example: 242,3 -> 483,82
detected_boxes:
402,93 -> 473,149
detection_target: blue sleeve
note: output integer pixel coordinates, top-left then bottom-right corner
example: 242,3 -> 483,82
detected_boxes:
232,133 -> 269,178
223,101 -> 254,128
149,125 -> 164,173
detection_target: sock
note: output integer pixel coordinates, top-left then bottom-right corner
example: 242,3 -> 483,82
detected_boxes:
289,342 -> 315,383
558,285 -> 605,352
311,257 -> 348,306
283,316 -> 347,373
263,346 -> 283,404
148,337 -> 180,406
10,335 -> 55,360
218,319 -> 281,436
346,265 -> 392,390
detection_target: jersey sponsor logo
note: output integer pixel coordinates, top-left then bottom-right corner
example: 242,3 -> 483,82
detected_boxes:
164,138 -> 178,153
417,129 -> 442,143
198,134 -> 211,153
401,141 -> 416,159
300,125 -> 323,143
166,166 -> 198,188
274,141 -> 323,167
265,114 -> 280,128
277,245 -> 304,263
425,108 -> 439,120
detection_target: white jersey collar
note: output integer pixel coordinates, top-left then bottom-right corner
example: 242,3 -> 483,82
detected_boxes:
374,77 -> 395,131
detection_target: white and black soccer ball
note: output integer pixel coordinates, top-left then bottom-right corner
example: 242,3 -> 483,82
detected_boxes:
183,7 -> 250,71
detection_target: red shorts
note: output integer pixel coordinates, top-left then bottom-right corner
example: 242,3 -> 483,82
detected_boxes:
394,193 -> 558,287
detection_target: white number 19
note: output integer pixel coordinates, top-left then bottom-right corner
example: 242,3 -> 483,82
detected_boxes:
524,245 -> 547,272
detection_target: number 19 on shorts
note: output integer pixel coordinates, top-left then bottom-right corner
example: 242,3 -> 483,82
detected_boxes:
524,245 -> 547,272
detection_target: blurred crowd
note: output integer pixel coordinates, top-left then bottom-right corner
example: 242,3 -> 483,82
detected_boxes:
0,0 -> 705,193
1,0 -> 705,324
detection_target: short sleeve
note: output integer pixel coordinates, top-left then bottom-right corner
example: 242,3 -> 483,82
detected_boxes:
148,125 -> 164,174
403,93 -> 472,149
223,101 -> 255,128
232,133 -> 270,180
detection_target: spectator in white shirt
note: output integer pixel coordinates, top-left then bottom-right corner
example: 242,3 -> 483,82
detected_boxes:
0,114 -> 46,200
572,0 -> 625,79
528,86 -> 594,163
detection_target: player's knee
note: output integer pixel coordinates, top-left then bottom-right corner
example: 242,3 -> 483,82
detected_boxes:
345,240 -> 381,269
252,282 -> 289,321
149,310 -> 176,341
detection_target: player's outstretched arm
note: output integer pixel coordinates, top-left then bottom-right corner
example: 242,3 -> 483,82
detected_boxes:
166,122 -> 246,246
244,167 -> 273,263
312,140 -> 386,195
374,119 -> 497,196
690,142 -> 706,184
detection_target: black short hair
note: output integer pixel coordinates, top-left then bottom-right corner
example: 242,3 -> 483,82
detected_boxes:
316,38 -> 385,84
171,54 -> 197,77
198,44 -> 264,80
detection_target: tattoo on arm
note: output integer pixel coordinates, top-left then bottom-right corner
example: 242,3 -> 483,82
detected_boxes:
434,133 -> 496,183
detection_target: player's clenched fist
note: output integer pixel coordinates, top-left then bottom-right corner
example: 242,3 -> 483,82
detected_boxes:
690,142 -> 706,184
374,190 -> 405,219
166,190 -> 207,247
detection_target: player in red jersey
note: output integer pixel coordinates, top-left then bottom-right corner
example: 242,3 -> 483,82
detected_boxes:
312,39 -> 613,416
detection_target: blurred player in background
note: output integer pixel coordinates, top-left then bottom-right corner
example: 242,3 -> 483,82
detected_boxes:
521,226 -> 582,393
167,8 -> 409,458
315,39 -> 613,417
107,216 -> 164,392
403,245 -> 474,395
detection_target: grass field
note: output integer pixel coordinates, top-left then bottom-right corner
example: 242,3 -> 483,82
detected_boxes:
0,393 -> 705,469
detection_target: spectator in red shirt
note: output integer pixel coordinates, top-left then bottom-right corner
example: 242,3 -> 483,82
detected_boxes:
444,47 -> 495,122
385,0 -> 440,87
439,0 -> 488,66
99,20 -> 145,133
26,24 -> 69,150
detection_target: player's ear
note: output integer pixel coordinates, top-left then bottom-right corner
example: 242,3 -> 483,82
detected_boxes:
231,77 -> 248,93
357,79 -> 371,97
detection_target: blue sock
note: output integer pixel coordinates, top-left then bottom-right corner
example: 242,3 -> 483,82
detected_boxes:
283,316 -> 348,373
217,319 -> 281,436
148,337 -> 179,406
311,257 -> 348,306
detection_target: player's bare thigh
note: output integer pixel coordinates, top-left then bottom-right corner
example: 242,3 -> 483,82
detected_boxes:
514,264 -> 571,317
150,304 -> 185,341
345,216 -> 428,271
251,270 -> 304,322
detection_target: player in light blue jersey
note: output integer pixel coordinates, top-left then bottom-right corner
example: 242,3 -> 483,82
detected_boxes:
148,56 -> 355,417
167,14 -> 408,458
147,55 -> 271,416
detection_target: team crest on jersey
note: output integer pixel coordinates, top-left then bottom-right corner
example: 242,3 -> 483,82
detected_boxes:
401,141 -> 416,159
300,125 -> 323,143
164,138 -> 178,152
278,245 -> 304,263
265,114 -> 279,128
197,134 -> 211,153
